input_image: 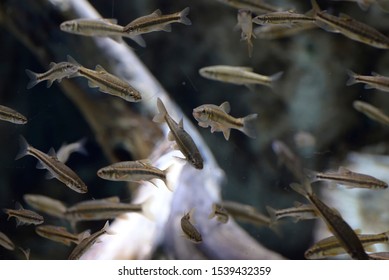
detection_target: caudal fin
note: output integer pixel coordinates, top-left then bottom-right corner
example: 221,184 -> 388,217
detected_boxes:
179,7 -> 192,25
15,135 -> 30,160
25,69 -> 39,89
240,113 -> 258,138
152,98 -> 168,124
346,70 -> 359,86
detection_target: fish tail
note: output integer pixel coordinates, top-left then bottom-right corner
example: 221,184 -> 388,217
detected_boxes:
265,205 -> 278,225
162,164 -> 174,191
179,7 -> 192,25
290,182 -> 313,198
240,113 -> 258,138
303,168 -> 319,183
152,98 -> 167,124
15,135 -> 30,160
346,70 -> 358,86
141,197 -> 155,221
25,69 -> 39,89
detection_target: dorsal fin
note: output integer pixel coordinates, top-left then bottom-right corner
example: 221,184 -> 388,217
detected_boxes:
219,101 -> 230,113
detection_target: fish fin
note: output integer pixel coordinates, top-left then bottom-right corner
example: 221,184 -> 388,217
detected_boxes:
152,98 -> 167,123
162,164 -> 174,191
15,135 -> 30,160
44,171 -> 56,180
219,101 -> 230,113
46,79 -> 54,88
167,130 -> 176,141
47,147 -> 58,158
109,36 -> 124,43
179,7 -> 192,25
160,24 -> 172,32
87,80 -> 99,88
208,204 -> 217,220
290,182 -> 312,197
129,35 -> 146,47
178,118 -> 184,129
315,20 -> 340,33
66,55 -> 82,67
338,166 -> 352,175
141,196 -> 155,221
25,69 -> 39,89
269,71 -> 284,89
102,18 -> 118,24
303,168 -> 319,183
371,72 -> 382,77
18,247 -> 30,260
95,64 -> 108,73
339,13 -> 353,21
187,208 -> 196,224
346,69 -> 358,86
198,121 -> 209,128
35,160 -> 46,169
240,113 -> 258,139
222,128 -> 231,140
293,201 -> 304,207
151,9 -> 162,17
364,84 -> 375,89
15,201 -> 24,210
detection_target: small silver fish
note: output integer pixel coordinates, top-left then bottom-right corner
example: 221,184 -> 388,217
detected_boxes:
123,7 -> 191,35
311,0 -> 389,49
35,225 -> 90,246
0,231 -> 15,251
307,166 -> 388,189
68,221 -> 111,260
199,65 -> 283,90
353,100 -> 389,126
97,159 -> 168,188
3,202 -> 44,226
291,182 -> 369,260
208,203 -> 229,224
56,138 -> 88,163
347,70 -> 389,92
272,140 -> 304,181
60,18 -> 145,47
0,104 -> 28,124
305,230 -> 389,259
253,11 -> 315,26
266,202 -> 318,224
15,136 -> 88,194
64,197 -> 153,222
25,61 -> 79,89
236,9 -> 255,57
23,194 -> 67,218
68,56 -> 142,103
181,209 -> 202,243
153,98 -> 204,169
192,102 -> 258,140
221,200 -> 272,227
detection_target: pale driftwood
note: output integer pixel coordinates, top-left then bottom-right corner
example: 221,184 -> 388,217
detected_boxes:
0,0 -> 284,259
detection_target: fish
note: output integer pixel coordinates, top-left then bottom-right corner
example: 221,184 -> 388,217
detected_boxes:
60,18 -> 145,47
153,98 -> 204,169
253,11 -> 315,26
215,0 -> 283,14
3,202 -> 44,226
0,104 -> 28,124
35,225 -> 90,246
56,138 -> 88,163
181,209 -> 202,243
310,0 -> 389,49
272,140 -> 304,181
0,231 -> 15,251
25,61 -> 79,89
236,9 -> 255,57
198,65 -> 283,90
123,7 -> 191,35
67,56 -> 142,103
346,70 -> 389,92
266,202 -> 318,224
15,135 -> 88,194
254,22 -> 317,39
64,197 -> 153,222
290,182 -> 369,259
306,166 -> 388,189
208,203 -> 229,224
23,194 -> 67,218
192,102 -> 258,140
221,200 -> 272,227
305,230 -> 389,259
368,252 -> 389,260
353,100 -> 389,126
97,159 -> 169,188
68,221 -> 111,260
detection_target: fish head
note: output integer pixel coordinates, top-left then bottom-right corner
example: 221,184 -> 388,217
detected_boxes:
192,105 -> 210,122
60,20 -> 78,33
96,167 -> 110,179
189,153 -> 203,170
